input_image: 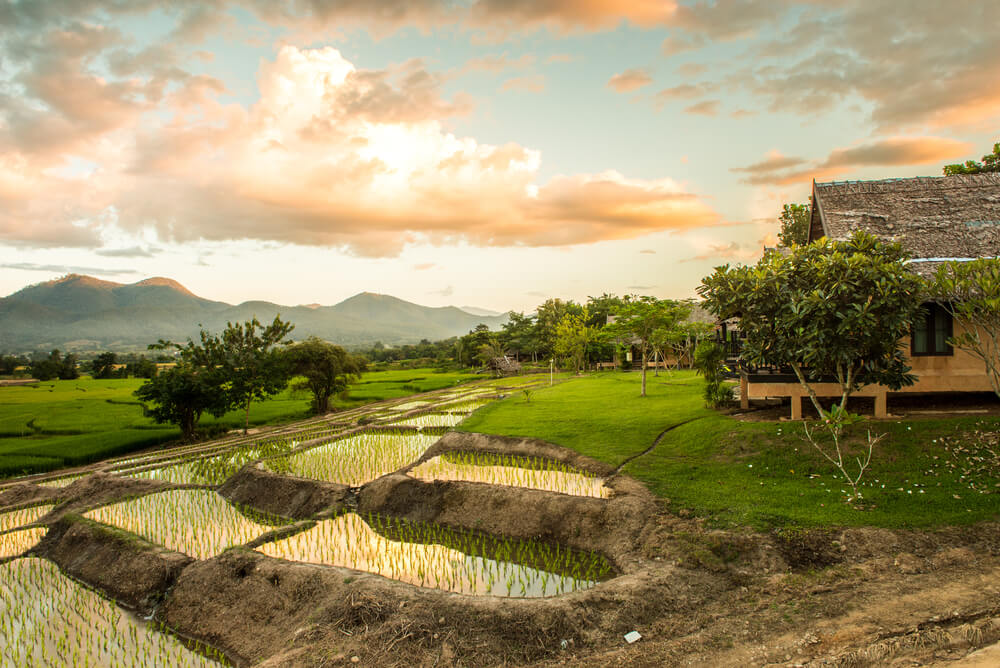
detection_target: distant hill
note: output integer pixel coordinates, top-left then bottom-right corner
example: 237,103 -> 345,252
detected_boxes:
0,274 -> 509,353
458,305 -> 505,317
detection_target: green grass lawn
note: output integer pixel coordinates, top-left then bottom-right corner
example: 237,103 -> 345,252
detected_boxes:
0,368 -> 487,479
461,371 -> 1000,530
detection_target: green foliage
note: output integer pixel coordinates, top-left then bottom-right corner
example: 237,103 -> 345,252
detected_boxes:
933,258 -> 1000,398
285,337 -> 362,414
694,340 -> 730,407
777,202 -> 811,246
602,296 -> 690,396
134,364 -> 231,441
219,315 -> 295,431
943,141 -> 1000,175
553,311 -> 593,374
699,231 -> 923,412
91,352 -> 118,379
29,350 -> 78,381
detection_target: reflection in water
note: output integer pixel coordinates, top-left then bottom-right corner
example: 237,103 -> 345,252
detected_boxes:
264,431 -> 439,486
0,527 -> 47,558
258,512 -> 613,597
0,557 -> 222,666
85,489 -> 285,560
0,504 -> 53,533
410,452 -> 610,498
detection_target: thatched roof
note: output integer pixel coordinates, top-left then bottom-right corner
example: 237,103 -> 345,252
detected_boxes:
810,173 -> 1000,278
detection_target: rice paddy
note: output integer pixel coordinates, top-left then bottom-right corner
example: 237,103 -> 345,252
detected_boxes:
263,430 -> 439,486
258,512 -> 613,597
439,398 -> 496,414
394,412 -> 466,429
0,527 -> 47,558
84,489 -> 287,560
37,474 -> 85,488
125,438 -> 297,487
1,504 -> 53,533
0,557 -> 223,666
409,452 -> 611,498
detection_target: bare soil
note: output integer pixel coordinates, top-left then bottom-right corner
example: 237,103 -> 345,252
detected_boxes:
3,431 -> 1000,667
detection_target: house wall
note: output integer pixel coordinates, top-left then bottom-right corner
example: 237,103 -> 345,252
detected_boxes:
742,320 -> 995,417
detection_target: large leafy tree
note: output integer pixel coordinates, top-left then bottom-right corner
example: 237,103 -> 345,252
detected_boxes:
933,258 -> 1000,398
777,203 -> 811,247
285,337 -> 362,414
699,231 -> 922,412
134,363 -> 231,441
91,352 -> 118,379
698,231 -> 923,503
554,311 -> 594,375
603,296 -> 688,396
219,316 -> 295,433
943,141 -> 1000,175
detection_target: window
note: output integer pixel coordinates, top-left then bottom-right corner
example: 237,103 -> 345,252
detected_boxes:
911,302 -> 953,356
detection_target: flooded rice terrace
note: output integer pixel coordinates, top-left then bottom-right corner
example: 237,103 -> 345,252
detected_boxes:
0,558 -> 222,666
0,379 -> 619,663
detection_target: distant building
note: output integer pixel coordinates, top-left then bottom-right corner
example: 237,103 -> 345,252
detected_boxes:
741,173 -> 1000,418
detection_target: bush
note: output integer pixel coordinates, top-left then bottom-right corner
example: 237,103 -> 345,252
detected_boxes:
694,340 -> 730,407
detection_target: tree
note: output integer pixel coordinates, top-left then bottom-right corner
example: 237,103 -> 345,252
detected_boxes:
285,337 -> 362,414
58,353 -> 79,380
777,203 -> 811,247
219,316 -> 295,433
602,296 -> 688,396
698,231 -> 923,503
554,311 -> 593,375
92,352 -> 118,379
500,311 -> 538,361
933,258 -> 1000,399
134,363 -> 231,441
943,142 -> 1000,175
30,350 -> 64,381
535,298 -> 583,358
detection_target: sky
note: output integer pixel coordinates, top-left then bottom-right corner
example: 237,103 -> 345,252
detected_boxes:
1,1 -> 997,313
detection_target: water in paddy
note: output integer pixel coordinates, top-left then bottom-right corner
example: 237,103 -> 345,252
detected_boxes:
0,527 -> 47,558
409,452 -> 611,499
389,412 -> 466,429
0,504 -> 53,533
0,557 -> 223,666
84,489 -> 287,560
125,439 -> 296,486
263,431 -> 439,486
258,512 -> 614,597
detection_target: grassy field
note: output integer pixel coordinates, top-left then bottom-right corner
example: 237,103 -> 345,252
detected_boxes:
460,371 -> 1000,530
0,368 -> 486,478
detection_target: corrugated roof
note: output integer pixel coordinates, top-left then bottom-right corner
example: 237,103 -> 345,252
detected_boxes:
811,173 -> 1000,260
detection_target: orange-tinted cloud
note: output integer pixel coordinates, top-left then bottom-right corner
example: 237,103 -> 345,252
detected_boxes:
500,74 -> 546,93
607,68 -> 653,93
4,45 -> 720,255
732,137 -> 972,186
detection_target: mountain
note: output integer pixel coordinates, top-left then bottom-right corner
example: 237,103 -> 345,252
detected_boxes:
0,275 -> 508,352
458,305 -> 504,317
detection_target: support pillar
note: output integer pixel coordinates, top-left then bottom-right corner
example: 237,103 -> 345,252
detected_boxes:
790,394 -> 802,420
874,389 -> 887,418
740,374 -> 749,410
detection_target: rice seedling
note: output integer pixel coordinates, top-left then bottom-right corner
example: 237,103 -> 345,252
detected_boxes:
84,490 -> 286,560
409,452 -> 611,498
438,398 -> 495,414
0,557 -> 224,666
0,504 -> 53,533
389,400 -> 436,412
0,527 -> 47,558
126,438 -> 296,487
390,412 -> 465,429
257,512 -> 613,597
263,431 -> 439,486
36,474 -> 85,488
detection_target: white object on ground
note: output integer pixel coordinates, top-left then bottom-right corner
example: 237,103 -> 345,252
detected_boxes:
624,631 -> 642,644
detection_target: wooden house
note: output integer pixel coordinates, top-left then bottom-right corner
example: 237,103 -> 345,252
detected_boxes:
740,173 -> 1000,418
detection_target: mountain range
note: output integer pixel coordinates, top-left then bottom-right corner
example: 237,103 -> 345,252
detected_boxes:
0,274 -> 509,353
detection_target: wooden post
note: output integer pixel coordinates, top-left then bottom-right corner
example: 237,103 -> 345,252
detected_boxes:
874,389 -> 887,418
740,374 -> 749,410
791,394 -> 802,420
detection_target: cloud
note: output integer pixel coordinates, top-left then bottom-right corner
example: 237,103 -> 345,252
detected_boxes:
431,285 -> 454,297
681,241 -> 760,263
95,246 -> 160,258
0,262 -> 138,275
413,263 -> 436,270
675,63 -> 708,78
500,74 -> 546,93
733,137 -> 971,186
639,249 -> 656,254
683,99 -> 720,116
626,285 -> 656,290
0,46 -> 719,256
545,53 -> 575,64
460,52 -> 535,74
607,68 -> 653,93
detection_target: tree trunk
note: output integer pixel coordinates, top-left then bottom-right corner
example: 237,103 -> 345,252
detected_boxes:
640,345 -> 648,397
244,399 -> 251,434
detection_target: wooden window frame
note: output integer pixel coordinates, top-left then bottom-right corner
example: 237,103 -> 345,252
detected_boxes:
910,302 -> 953,357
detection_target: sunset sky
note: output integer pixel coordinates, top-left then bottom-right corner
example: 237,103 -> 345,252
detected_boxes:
1,1 -> 997,312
